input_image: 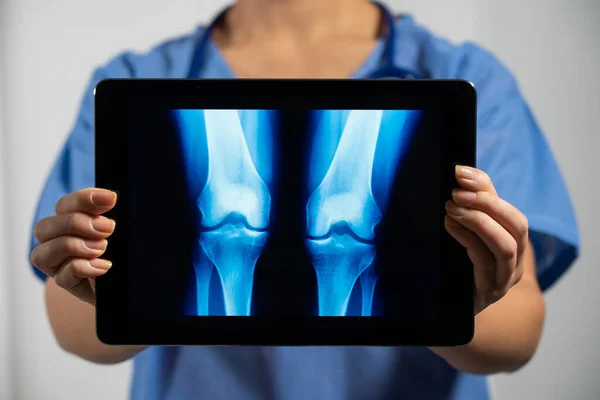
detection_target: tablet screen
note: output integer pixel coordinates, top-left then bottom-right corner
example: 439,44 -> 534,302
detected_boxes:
127,106 -> 443,321
95,79 -> 475,345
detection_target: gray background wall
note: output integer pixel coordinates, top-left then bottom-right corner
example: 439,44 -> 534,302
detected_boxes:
0,0 -> 598,399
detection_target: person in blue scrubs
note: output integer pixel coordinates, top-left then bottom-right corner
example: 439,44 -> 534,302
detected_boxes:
29,0 -> 579,399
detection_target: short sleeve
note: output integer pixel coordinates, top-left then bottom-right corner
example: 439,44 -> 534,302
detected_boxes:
448,43 -> 580,291
29,54 -> 138,281
28,30 -> 200,281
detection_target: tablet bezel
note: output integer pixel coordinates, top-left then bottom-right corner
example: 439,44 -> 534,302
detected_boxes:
95,78 -> 476,346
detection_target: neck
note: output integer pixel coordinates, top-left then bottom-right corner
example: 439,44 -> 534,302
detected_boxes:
218,0 -> 381,44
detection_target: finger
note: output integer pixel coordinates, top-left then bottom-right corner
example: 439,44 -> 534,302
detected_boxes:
454,166 -> 497,195
452,189 -> 529,265
446,201 -> 518,291
55,188 -> 117,216
34,213 -> 115,244
53,258 -> 112,291
30,236 -> 108,277
445,216 -> 496,312
69,279 -> 96,306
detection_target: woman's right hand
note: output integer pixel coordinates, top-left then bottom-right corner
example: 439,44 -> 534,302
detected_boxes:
31,188 -> 117,306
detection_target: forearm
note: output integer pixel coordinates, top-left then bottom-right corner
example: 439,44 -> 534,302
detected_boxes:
432,281 -> 545,374
431,243 -> 545,375
45,278 -> 147,364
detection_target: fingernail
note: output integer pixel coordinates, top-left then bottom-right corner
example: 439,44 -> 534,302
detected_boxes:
91,191 -> 116,206
446,201 -> 469,216
84,239 -> 107,251
91,217 -> 115,233
452,189 -> 477,205
444,216 -> 463,231
89,259 -> 112,270
456,165 -> 478,180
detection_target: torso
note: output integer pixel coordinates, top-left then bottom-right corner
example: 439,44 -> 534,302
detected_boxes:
125,13 -> 496,400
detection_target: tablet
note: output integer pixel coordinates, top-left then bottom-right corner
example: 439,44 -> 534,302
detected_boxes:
95,79 -> 476,346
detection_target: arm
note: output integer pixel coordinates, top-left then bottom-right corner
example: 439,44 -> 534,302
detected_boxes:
427,43 -> 579,374
431,240 -> 545,374
30,56 -> 144,363
45,277 -> 147,364
31,189 -> 148,364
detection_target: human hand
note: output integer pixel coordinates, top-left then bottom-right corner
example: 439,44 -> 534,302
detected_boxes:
445,166 -> 529,315
31,188 -> 117,305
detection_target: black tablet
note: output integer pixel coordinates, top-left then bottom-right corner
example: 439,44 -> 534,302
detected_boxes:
95,79 -> 476,346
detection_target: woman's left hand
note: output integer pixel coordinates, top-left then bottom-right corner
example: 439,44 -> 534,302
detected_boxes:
445,165 -> 529,315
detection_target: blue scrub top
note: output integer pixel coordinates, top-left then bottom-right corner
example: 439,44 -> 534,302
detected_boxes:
29,14 -> 580,400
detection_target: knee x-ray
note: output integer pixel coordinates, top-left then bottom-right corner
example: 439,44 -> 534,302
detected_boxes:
128,107 -> 442,318
170,108 -> 422,317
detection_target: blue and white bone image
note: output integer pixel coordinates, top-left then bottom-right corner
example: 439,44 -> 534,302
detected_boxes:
174,109 -> 274,316
173,107 -> 418,317
306,109 -> 420,316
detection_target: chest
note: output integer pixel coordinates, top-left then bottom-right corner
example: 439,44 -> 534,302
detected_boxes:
217,38 -> 381,79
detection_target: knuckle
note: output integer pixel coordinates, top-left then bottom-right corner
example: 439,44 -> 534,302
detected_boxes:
473,213 -> 489,231
54,275 -> 69,290
520,215 -> 529,236
506,270 -> 517,286
66,214 -> 77,235
515,267 -> 525,282
54,267 -> 69,289
30,247 -> 42,267
34,216 -> 52,242
487,192 -> 500,210
70,259 -> 89,276
33,222 -> 43,243
77,191 -> 89,208
478,169 -> 491,184
72,213 -> 88,235
54,197 -> 65,214
64,237 -> 82,254
500,239 -> 518,261
488,289 -> 505,304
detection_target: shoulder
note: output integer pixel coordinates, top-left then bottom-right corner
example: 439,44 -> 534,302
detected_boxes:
92,26 -> 206,81
393,15 -> 518,93
68,26 -> 208,133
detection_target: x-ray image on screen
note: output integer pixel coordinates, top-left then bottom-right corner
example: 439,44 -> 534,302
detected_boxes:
127,106 -> 432,318
167,108 -> 421,317
305,109 -> 421,316
172,109 -> 278,316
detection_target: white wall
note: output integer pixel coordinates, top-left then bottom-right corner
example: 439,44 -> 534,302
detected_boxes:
0,12 -> 14,399
474,2 -> 600,399
1,1 -> 599,399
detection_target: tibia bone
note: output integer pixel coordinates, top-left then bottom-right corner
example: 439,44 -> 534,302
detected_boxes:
200,224 -> 268,316
199,109 -> 271,230
191,245 -> 213,316
305,234 -> 376,316
305,110 -> 384,316
306,109 -> 384,241
359,263 -> 378,316
197,110 -> 272,316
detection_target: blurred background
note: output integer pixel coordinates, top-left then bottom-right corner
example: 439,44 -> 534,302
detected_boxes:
0,0 -> 598,399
